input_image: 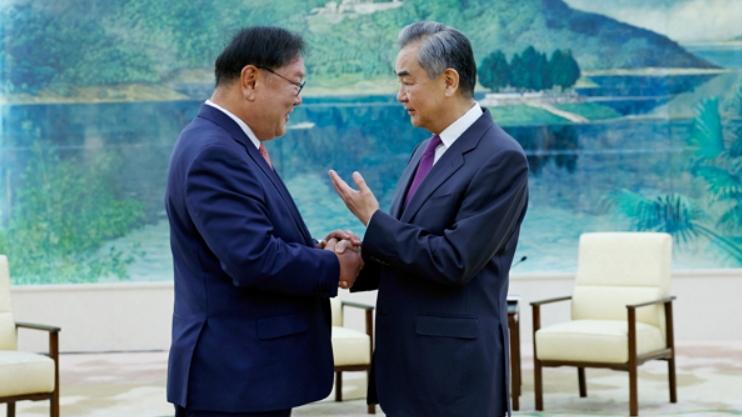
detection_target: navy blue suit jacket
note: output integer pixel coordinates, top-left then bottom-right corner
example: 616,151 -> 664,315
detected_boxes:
165,104 -> 339,413
352,108 -> 529,417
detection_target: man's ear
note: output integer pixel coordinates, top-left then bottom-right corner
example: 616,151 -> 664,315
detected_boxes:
240,65 -> 258,101
442,68 -> 460,98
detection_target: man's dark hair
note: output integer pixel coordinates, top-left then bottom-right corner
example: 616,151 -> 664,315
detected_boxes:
398,21 -> 477,99
215,26 -> 305,86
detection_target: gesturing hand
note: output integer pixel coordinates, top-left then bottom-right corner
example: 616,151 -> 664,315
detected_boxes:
328,170 -> 380,226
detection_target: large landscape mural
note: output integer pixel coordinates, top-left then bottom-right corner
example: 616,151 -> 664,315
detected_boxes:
1,0 -> 741,284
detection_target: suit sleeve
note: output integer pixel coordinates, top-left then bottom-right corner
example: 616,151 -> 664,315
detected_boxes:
362,147 -> 528,287
185,144 -> 340,296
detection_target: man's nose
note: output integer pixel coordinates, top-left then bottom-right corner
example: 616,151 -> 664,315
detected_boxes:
294,94 -> 302,106
397,87 -> 406,102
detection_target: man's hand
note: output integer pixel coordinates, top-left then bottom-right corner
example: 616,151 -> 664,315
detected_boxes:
324,238 -> 364,289
328,170 -> 380,226
316,229 -> 362,249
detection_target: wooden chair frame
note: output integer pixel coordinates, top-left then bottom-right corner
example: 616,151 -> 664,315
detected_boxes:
333,301 -> 376,415
531,295 -> 677,416
1,322 -> 60,417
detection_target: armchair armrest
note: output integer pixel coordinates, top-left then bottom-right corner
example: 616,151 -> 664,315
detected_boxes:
341,301 -> 374,354
625,296 -> 676,355
341,301 -> 374,311
626,296 -> 676,310
530,295 -> 572,307
16,322 -> 61,333
531,295 -> 571,334
15,321 -> 61,364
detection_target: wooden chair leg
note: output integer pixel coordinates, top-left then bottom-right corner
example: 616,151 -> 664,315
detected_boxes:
578,367 -> 587,397
534,358 -> 544,411
335,371 -> 343,402
668,356 -> 677,403
7,402 -> 16,417
365,368 -> 376,414
51,394 -> 59,417
629,364 -> 638,416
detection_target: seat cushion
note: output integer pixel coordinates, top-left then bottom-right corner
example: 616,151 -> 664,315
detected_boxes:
331,326 -> 370,367
535,319 -> 666,363
0,351 -> 55,397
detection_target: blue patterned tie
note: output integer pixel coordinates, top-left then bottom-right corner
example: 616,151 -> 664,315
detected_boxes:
404,135 -> 442,208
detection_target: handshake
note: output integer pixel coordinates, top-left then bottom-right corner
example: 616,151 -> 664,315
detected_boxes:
317,230 -> 364,290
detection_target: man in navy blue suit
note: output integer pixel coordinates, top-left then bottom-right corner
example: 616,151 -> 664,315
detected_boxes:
165,27 -> 363,417
329,21 -> 529,417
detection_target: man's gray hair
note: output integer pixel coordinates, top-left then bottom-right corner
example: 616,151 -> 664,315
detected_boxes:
398,21 -> 477,99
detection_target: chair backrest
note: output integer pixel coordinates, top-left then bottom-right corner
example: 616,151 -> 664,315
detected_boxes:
330,296 -> 343,327
572,233 -> 672,336
0,255 -> 18,350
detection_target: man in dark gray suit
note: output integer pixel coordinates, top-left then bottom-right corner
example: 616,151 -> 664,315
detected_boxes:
329,21 -> 529,417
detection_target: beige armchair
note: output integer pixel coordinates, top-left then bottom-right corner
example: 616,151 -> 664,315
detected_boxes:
0,255 -> 60,417
531,232 -> 677,416
330,297 -> 375,414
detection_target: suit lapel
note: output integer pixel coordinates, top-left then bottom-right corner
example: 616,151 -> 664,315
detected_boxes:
197,105 -> 314,245
400,108 -> 496,223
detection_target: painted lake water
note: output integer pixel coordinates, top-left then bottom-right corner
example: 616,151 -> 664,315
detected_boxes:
1,64 -> 741,283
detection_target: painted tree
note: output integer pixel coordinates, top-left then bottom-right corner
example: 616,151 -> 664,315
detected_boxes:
478,50 -> 510,91
549,49 -> 581,89
603,96 -> 742,264
510,46 -> 551,91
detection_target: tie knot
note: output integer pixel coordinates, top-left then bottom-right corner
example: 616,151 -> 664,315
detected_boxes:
425,135 -> 442,155
258,143 -> 272,169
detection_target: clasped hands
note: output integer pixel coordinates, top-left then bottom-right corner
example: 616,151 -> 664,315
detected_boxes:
317,230 -> 363,289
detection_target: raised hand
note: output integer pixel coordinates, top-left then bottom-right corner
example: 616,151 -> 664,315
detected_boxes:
328,170 -> 380,226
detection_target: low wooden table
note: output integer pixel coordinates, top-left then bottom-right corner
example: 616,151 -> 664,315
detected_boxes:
507,295 -> 522,411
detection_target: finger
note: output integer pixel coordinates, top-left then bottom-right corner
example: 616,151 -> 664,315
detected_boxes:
316,239 -> 326,249
324,229 -> 348,242
352,171 -> 370,193
339,280 -> 349,289
335,241 -> 347,254
345,229 -> 361,245
329,170 -> 352,197
324,238 -> 338,251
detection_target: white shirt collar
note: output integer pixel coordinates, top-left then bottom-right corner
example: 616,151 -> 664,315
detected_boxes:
205,100 -> 261,150
437,102 -> 482,149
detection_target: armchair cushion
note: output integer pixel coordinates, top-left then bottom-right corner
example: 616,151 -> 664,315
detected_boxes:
331,326 -> 371,367
535,319 -> 665,363
0,351 -> 55,397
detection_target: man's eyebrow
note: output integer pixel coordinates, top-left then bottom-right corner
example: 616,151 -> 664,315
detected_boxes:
394,70 -> 410,77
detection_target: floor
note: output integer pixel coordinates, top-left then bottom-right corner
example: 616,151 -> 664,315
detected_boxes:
6,341 -> 742,417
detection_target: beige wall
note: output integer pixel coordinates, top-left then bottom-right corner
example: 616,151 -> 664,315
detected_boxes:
10,269 -> 742,353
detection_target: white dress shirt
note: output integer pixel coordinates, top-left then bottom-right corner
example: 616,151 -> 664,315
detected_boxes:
205,100 -> 261,150
432,102 -> 483,165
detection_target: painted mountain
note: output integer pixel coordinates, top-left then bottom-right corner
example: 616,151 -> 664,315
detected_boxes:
563,0 -> 742,43
1,0 -> 714,95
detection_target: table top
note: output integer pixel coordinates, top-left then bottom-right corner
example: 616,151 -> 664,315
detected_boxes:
507,295 -> 520,315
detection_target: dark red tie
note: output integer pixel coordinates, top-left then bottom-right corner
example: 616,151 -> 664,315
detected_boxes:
405,135 -> 442,208
259,143 -> 273,169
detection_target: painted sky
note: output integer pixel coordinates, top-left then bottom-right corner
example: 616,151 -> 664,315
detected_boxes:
563,0 -> 742,43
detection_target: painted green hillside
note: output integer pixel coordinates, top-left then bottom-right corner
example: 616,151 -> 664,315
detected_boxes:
1,0 -> 714,97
